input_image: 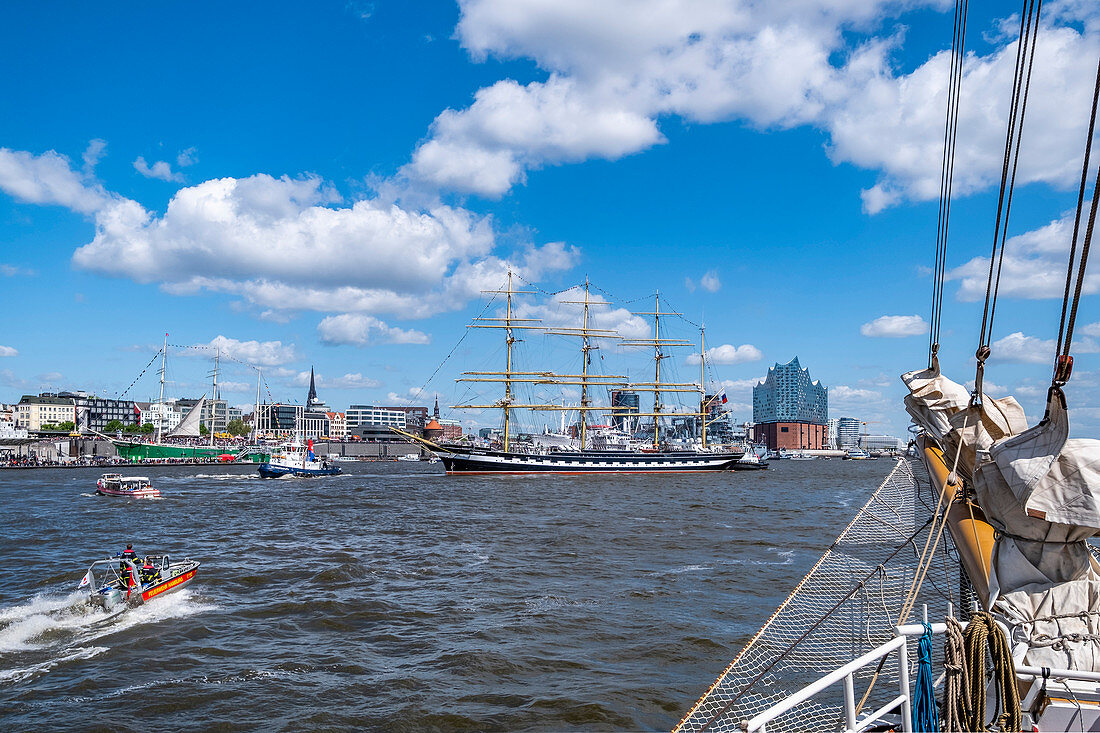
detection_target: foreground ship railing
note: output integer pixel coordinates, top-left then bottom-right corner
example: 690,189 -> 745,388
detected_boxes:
743,614 -> 1100,733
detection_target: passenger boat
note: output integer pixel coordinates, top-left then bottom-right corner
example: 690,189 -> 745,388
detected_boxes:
675,7 -> 1100,732
95,473 -> 160,498
842,447 -> 870,460
80,553 -> 199,611
257,437 -> 341,477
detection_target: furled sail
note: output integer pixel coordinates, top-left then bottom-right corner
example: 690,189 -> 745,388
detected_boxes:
972,388 -> 1100,672
902,355 -> 1028,482
167,395 -> 206,438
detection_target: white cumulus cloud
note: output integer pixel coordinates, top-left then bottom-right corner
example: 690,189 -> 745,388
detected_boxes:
860,314 -> 928,337
398,0 -> 1100,210
0,345 -> 18,357
831,385 -> 882,401
203,335 -> 299,366
686,343 -> 763,365
947,211 -> 1100,301
0,147 -> 111,214
317,314 -> 431,346
133,156 -> 184,183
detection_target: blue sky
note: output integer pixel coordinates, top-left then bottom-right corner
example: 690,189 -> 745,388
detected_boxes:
1,0 -> 1099,438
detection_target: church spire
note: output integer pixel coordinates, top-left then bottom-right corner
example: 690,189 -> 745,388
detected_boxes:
307,366 -> 318,406
434,397 -> 440,419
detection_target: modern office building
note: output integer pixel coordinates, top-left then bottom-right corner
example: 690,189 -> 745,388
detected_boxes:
55,391 -> 139,433
835,417 -> 862,449
752,357 -> 828,451
346,405 -> 407,430
859,434 -> 904,452
381,406 -> 430,435
610,390 -> 640,432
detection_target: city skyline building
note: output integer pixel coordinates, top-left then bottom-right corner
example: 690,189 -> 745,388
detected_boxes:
752,357 -> 828,451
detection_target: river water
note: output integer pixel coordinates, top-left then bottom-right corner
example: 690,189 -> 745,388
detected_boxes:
0,459 -> 894,731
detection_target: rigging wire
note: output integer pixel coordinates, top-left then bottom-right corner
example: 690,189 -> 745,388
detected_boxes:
1052,55 -> 1100,388
976,0 -> 1043,371
116,349 -> 164,399
929,0 -> 969,366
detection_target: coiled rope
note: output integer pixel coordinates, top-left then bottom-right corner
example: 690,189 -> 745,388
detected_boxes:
912,623 -> 939,732
963,612 -> 1021,731
943,615 -> 972,732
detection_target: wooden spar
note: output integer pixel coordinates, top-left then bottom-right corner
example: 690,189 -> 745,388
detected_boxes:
389,426 -> 453,453
919,435 -> 994,608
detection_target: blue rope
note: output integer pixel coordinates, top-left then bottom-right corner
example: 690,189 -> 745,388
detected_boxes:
912,622 -> 940,732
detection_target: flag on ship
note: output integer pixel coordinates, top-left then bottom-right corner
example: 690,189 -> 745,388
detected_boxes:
78,570 -> 93,589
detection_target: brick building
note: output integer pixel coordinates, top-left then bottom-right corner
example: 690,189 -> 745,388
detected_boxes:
752,357 -> 828,451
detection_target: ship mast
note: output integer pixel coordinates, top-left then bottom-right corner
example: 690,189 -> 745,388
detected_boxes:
544,278 -> 624,449
253,367 -> 262,443
156,332 -> 167,443
622,293 -> 694,448
208,348 -> 219,447
454,275 -> 625,452
700,325 -> 707,450
455,271 -> 541,453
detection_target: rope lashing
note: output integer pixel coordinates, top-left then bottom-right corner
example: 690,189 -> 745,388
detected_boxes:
912,623 -> 939,732
991,527 -> 1088,546
943,615 -> 972,732
963,611 -> 1021,732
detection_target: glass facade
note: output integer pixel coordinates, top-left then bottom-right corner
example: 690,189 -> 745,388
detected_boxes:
752,357 -> 828,424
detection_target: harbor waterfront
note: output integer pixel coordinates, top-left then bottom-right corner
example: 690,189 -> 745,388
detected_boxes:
0,459 -> 892,730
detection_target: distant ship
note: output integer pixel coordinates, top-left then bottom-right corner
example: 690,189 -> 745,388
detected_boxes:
111,335 -> 269,463
395,275 -> 743,474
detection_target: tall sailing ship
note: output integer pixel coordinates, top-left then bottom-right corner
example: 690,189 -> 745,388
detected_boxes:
111,335 -> 269,462
395,274 -> 743,474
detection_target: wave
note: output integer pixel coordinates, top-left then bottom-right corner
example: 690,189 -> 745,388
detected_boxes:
0,588 -> 215,684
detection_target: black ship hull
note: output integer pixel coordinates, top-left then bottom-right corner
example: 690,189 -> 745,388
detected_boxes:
435,446 -> 743,474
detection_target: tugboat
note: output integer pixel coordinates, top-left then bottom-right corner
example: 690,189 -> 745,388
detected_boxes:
257,437 -> 341,478
95,473 -> 160,498
80,552 -> 199,612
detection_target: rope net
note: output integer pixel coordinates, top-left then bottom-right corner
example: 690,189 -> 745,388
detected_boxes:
676,457 -> 961,732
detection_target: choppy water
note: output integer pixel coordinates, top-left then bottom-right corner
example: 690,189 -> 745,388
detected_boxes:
0,459 -> 894,731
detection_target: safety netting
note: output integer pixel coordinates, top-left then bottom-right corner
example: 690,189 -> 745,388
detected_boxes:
675,456 -> 963,732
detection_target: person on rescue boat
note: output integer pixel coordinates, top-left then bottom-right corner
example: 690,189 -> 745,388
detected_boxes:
139,558 -> 160,586
119,543 -> 138,587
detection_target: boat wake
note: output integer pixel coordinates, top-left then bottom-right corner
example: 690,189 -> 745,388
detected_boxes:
0,589 -> 214,684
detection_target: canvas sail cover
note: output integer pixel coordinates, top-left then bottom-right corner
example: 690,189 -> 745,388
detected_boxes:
902,356 -> 1028,481
167,395 -> 206,438
972,389 -> 1100,672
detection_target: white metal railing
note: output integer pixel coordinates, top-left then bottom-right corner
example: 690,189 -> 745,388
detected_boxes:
742,604 -> 1100,733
